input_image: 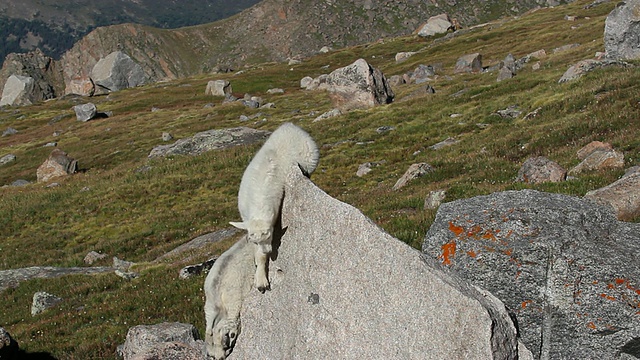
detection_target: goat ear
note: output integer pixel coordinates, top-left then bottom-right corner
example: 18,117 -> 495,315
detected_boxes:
229,221 -> 247,230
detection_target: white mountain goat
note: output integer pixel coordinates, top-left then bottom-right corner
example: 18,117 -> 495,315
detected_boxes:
204,236 -> 255,359
230,122 -> 319,292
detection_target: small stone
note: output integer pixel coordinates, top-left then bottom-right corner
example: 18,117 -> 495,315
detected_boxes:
162,132 -> 173,141
84,251 -> 107,265
393,163 -> 435,190
31,291 -> 63,316
424,190 -> 447,210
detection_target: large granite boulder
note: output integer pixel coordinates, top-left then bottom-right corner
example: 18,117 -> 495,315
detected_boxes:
417,13 -> 454,37
604,0 -> 640,60
516,156 -> 567,184
422,190 -> 640,359
454,53 -> 483,74
232,167 -> 530,359
323,58 -> 394,111
148,127 -> 270,158
0,75 -> 36,106
36,149 -> 78,183
205,80 -> 232,97
586,167 -> 640,221
0,49 -> 63,103
91,51 -> 147,94
121,322 -> 204,360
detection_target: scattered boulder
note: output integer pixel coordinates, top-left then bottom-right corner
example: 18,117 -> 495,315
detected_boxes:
266,88 -> 284,94
0,48 -> 62,102
497,54 -> 517,82
454,53 -> 483,74
2,127 -> 18,137
553,43 -> 581,53
84,251 -> 107,265
0,266 -> 114,292
411,64 -> 436,84
304,74 -> 330,91
424,189 -> 447,210
400,84 -> 436,102
516,156 -> 567,184
422,189 -> 640,359
393,163 -> 434,190
495,105 -> 522,119
395,51 -> 416,62
323,58 -> 395,111
319,46 -> 333,53
429,137 -> 458,150
66,77 -> 95,97
205,80 -> 232,97
604,0 -> 640,60
576,140 -> 613,160
91,51 -> 147,94
121,322 -> 204,360
0,326 -> 19,359
0,75 -> 36,106
148,127 -> 270,158
585,167 -> 640,220
569,148 -> 624,174
0,154 -> 16,166
376,125 -> 395,134
36,149 -> 78,183
312,108 -> 341,122
299,76 -> 313,89
73,102 -> 97,122
356,161 -> 384,177
31,291 -> 63,316
10,180 -> 29,187
558,59 -> 628,83
113,257 -> 135,272
387,75 -> 406,87
232,167 -> 527,359
417,13 -> 454,37
161,132 -> 173,142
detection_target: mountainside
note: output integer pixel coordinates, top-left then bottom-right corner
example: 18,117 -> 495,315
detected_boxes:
57,0 -> 577,89
0,0 -> 261,63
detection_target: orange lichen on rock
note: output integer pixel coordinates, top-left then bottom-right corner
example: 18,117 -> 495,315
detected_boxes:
615,278 -> 625,285
467,250 -> 477,258
440,240 -> 457,266
521,300 -> 532,309
448,221 -> 464,236
600,293 -> 616,301
587,322 -> 597,330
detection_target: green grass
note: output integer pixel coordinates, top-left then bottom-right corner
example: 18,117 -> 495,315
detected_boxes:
1,0 -> 638,357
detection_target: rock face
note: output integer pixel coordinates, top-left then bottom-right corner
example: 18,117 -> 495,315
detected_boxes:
604,0 -> 640,60
324,58 -> 395,111
91,51 -> 147,94
36,149 -> 78,183
0,75 -> 36,106
232,167 -> 528,359
148,127 -> 270,158
516,156 -> 567,184
0,49 -> 64,104
121,322 -> 204,360
422,190 -> 640,359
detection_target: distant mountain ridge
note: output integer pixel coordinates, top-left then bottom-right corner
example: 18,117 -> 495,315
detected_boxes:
0,0 -> 261,63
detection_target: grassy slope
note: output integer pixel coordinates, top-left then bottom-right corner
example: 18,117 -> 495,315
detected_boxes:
1,0 -> 638,357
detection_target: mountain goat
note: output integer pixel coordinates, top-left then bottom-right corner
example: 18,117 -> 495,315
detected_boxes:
204,236 -> 255,359
230,122 -> 319,292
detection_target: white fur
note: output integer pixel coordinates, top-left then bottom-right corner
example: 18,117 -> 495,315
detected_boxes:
204,236 -> 255,359
230,122 -> 319,292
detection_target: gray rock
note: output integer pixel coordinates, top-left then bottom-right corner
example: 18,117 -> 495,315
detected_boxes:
558,59 -> 629,83
205,80 -> 232,97
411,64 -> 436,83
495,105 -> 522,119
387,74 -> 405,87
424,189 -> 447,210
0,154 -> 16,166
2,127 -> 18,137
376,125 -> 395,134
232,167 -> 526,359
83,251 -> 107,265
65,77 -> 95,97
429,137 -> 459,150
300,76 -> 313,89
553,43 -> 581,53
0,75 -> 35,106
178,257 -> 217,280
161,132 -> 173,142
393,162 -> 434,190
569,148 -> 625,174
113,257 -> 135,272
31,291 -> 63,316
148,127 -> 270,158
266,88 -> 284,94
154,228 -> 240,263
115,270 -> 139,280
91,51 -> 147,94
356,161 -> 384,177
454,53 -> 483,74
36,149 -> 78,183
395,51 -> 416,62
576,140 -> 613,160
417,13 -> 454,37
0,266 -> 116,292
516,156 -> 567,184
422,189 -> 640,359
73,102 -> 97,122
10,179 -> 29,187
312,108 -> 341,122
324,58 -> 394,111
0,326 -> 19,358
604,0 -> 640,60
121,322 -> 204,360
585,169 -> 640,220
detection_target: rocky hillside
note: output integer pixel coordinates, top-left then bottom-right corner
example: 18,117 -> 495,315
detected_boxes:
0,0 -> 261,63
